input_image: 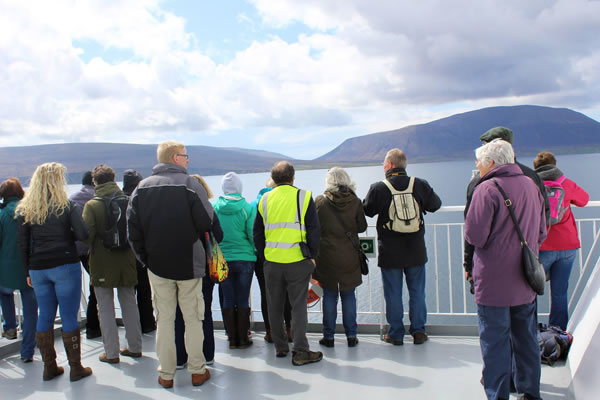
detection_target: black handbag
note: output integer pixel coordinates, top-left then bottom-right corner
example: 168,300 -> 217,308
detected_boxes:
325,197 -> 369,275
493,180 -> 546,295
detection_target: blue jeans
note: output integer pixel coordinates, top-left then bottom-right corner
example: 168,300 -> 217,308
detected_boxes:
0,286 -> 16,331
539,249 -> 577,330
381,265 -> 427,339
29,263 -> 81,333
477,301 -> 541,400
322,287 -> 357,339
0,286 -> 38,358
220,261 -> 254,309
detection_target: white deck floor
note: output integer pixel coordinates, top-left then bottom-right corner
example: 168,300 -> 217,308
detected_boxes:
0,329 -> 571,399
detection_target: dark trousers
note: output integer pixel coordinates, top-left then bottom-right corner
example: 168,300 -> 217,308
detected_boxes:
478,301 -> 541,400
80,255 -> 100,332
135,264 -> 155,331
254,257 -> 291,330
264,259 -> 314,353
176,276 -> 215,365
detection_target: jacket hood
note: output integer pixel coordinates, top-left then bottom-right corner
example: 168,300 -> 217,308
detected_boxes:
221,172 -> 243,195
152,163 -> 187,175
480,163 -> 523,182
535,164 -> 563,181
214,194 -> 248,215
324,187 -> 357,208
385,167 -> 407,179
95,181 -> 124,197
122,169 -> 143,195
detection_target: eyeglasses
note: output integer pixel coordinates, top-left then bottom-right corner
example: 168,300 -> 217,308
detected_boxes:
177,154 -> 189,160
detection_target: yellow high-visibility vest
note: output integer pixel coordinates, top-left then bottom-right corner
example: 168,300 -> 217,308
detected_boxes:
258,185 -> 311,263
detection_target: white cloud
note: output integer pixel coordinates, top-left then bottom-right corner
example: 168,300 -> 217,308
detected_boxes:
0,0 -> 599,158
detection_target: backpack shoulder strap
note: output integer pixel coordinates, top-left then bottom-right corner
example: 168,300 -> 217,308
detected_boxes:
382,178 -> 397,193
406,177 -> 415,193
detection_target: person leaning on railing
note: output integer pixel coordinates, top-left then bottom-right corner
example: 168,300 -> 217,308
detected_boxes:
533,151 -> 589,330
15,162 -> 92,382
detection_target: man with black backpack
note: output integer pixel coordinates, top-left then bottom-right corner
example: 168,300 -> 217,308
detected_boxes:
82,164 -> 142,364
363,149 -> 441,345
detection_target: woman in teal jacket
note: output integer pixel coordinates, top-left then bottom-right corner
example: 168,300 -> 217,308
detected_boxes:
213,172 -> 257,349
0,178 -> 38,361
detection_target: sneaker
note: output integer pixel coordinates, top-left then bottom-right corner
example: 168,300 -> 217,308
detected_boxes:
158,376 -> 174,388
191,369 -> 210,386
21,356 -> 33,363
347,337 -> 359,347
120,348 -> 142,358
99,353 -> 120,364
2,329 -> 17,340
292,350 -> 323,366
412,332 -> 428,345
176,362 -> 187,370
206,359 -> 214,366
319,337 -> 334,348
276,350 -> 289,358
383,334 -> 404,346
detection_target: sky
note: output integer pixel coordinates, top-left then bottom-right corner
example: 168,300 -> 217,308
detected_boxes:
1,0 -> 599,160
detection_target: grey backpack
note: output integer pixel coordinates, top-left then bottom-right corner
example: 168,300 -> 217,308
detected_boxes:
382,177 -> 421,233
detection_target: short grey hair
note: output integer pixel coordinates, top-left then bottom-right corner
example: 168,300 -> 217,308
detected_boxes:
325,167 -> 356,193
475,138 -> 515,168
385,148 -> 407,169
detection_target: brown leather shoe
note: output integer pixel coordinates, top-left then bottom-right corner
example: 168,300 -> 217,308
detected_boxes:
158,376 -> 174,388
191,369 -> 211,386
120,348 -> 142,358
99,353 -> 120,364
383,334 -> 404,346
412,332 -> 428,345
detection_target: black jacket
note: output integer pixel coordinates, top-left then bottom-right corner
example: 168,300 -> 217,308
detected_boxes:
363,168 -> 442,269
462,160 -> 550,274
127,163 -> 213,280
17,201 -> 89,274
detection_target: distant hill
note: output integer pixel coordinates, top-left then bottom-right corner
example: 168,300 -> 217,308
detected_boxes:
0,143 -> 295,184
317,105 -> 600,162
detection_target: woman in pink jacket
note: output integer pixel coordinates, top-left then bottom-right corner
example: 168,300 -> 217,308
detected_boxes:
534,152 -> 589,330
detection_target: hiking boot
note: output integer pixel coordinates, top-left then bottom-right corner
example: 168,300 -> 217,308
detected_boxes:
36,330 -> 65,381
319,337 -> 334,348
383,334 -> 403,346
62,329 -> 93,382
286,326 -> 293,343
347,337 -> 359,347
158,376 -> 174,388
264,328 -> 273,343
2,328 -> 17,340
276,349 -> 289,358
191,369 -> 210,386
99,353 -> 120,364
292,350 -> 323,366
412,332 -> 428,345
120,348 -> 142,358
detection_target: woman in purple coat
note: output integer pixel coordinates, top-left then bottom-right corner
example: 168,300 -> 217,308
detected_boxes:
465,139 -> 546,400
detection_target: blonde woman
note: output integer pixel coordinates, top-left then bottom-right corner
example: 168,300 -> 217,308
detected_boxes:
16,162 -> 92,382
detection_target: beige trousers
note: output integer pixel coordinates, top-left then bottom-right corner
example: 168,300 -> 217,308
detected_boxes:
148,270 -> 206,379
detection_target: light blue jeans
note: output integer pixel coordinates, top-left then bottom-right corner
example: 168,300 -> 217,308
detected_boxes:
29,263 -> 81,333
539,249 -> 577,330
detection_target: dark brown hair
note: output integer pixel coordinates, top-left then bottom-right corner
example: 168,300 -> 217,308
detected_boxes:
533,152 -> 557,169
0,178 -> 25,200
92,164 -> 116,185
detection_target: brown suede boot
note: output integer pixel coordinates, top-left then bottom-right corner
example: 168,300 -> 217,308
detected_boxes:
35,330 -> 65,381
236,308 -> 253,349
62,329 -> 93,382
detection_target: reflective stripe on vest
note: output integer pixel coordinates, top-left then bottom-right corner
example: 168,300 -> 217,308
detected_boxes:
258,185 -> 311,263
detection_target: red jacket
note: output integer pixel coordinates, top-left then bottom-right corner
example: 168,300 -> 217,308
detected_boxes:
540,177 -> 589,251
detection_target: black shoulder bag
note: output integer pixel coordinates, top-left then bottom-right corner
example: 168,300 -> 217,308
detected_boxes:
492,180 -> 545,295
324,197 -> 369,275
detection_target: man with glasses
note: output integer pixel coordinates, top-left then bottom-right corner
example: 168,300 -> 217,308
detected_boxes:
127,140 -> 214,388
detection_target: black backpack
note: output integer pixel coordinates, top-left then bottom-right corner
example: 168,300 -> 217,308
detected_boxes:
538,323 -> 573,366
93,194 -> 130,250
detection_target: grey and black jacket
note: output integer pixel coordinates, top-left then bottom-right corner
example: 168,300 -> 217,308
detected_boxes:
127,163 -> 213,280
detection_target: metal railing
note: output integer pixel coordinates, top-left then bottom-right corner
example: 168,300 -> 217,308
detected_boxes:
2,204 -> 599,337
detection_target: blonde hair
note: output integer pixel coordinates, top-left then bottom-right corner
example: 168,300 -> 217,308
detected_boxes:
157,140 -> 185,164
16,162 -> 70,225
191,174 -> 214,199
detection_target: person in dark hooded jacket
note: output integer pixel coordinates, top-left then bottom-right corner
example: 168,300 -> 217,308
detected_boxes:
122,169 -> 155,333
314,167 -> 367,348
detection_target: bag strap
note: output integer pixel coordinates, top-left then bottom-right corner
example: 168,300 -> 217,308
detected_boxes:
324,197 -> 363,255
492,179 -> 527,246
